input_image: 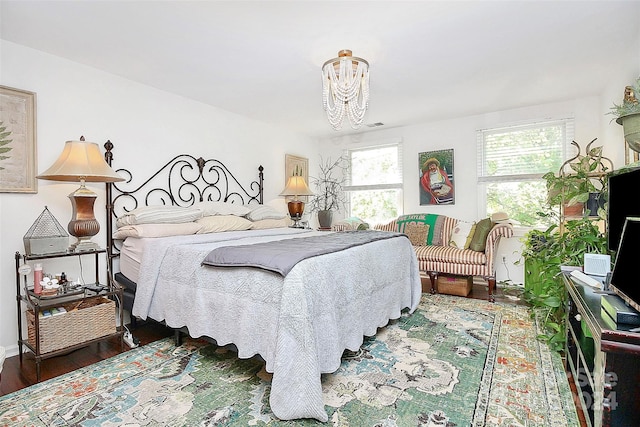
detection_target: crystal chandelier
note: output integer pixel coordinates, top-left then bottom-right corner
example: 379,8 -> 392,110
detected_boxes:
322,50 -> 370,130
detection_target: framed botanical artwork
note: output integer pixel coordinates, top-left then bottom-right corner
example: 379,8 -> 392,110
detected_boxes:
284,154 -> 310,204
419,149 -> 454,205
284,154 -> 309,185
0,85 -> 37,193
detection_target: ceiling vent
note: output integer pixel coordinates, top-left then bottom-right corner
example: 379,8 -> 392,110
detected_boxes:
366,122 -> 384,128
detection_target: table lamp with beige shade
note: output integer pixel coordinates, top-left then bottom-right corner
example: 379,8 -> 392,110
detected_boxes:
37,137 -> 124,252
279,175 -> 314,228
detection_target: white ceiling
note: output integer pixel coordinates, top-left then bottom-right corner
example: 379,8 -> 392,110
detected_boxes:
2,1 -> 639,140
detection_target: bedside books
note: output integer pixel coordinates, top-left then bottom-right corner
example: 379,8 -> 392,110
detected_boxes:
38,307 -> 67,318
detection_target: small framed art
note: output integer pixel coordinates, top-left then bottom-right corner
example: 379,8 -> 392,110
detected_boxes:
0,85 -> 37,193
284,154 -> 309,185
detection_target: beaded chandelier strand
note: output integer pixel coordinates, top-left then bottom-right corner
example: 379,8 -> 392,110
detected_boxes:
322,50 -> 370,130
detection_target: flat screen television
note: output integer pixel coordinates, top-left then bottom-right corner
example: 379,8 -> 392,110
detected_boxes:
607,167 -> 640,252
609,217 -> 640,313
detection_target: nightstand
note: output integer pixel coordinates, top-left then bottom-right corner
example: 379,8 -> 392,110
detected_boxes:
15,249 -> 123,381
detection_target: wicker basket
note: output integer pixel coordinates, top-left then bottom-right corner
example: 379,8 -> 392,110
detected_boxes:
436,274 -> 473,297
27,296 -> 116,354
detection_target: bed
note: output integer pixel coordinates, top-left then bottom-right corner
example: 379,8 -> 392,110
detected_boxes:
104,143 -> 422,422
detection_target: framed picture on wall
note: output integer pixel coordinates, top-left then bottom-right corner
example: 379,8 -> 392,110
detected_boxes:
285,154 -> 309,185
419,149 -> 454,205
0,85 -> 37,193
284,154 -> 309,200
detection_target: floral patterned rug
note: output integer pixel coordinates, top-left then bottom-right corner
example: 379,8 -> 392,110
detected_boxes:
0,294 -> 579,426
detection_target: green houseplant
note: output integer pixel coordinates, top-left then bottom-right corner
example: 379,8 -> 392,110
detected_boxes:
525,139 -> 612,352
522,215 -> 608,352
609,76 -> 640,152
542,139 -> 610,218
308,156 -> 350,228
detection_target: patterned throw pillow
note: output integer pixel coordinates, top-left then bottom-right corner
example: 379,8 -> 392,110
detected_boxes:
245,205 -> 286,221
397,214 -> 439,245
468,217 -> 495,252
116,205 -> 203,227
404,222 -> 430,246
449,221 -> 476,249
194,201 -> 251,217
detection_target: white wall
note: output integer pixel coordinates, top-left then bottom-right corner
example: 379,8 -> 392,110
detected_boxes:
320,87 -> 635,286
2,35 -> 639,355
0,41 -> 316,355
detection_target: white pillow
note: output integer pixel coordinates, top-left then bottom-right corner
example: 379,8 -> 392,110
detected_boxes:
448,221 -> 476,249
196,215 -> 253,233
194,201 -> 251,217
113,222 -> 203,239
250,218 -> 290,229
116,205 -> 203,227
246,205 -> 287,221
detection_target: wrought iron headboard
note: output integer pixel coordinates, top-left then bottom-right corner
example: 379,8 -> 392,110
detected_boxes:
104,141 -> 264,277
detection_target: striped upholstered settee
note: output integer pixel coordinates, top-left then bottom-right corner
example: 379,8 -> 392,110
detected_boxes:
373,215 -> 514,302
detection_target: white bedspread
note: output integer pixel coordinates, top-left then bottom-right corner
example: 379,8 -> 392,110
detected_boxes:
129,228 -> 422,421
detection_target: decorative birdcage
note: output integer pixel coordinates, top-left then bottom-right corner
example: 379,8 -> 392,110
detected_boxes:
23,206 -> 69,255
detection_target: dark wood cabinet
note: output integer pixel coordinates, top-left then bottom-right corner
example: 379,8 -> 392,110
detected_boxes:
564,274 -> 640,427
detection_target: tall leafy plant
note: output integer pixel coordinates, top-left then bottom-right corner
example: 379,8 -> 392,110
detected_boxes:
522,215 -> 608,352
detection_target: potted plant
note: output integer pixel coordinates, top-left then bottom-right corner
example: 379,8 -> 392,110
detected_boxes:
521,214 -> 608,352
543,139 -> 611,218
609,76 -> 640,152
308,155 -> 350,228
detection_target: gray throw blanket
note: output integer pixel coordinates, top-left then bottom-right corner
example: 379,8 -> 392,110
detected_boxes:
202,230 -> 406,276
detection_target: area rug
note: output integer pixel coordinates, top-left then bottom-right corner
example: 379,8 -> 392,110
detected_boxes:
0,294 -> 579,426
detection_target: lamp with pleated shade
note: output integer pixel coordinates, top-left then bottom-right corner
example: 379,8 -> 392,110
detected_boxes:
37,136 -> 124,252
279,175 -> 314,228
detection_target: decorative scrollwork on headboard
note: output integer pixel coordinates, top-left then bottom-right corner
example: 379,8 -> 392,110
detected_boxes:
104,141 -> 264,272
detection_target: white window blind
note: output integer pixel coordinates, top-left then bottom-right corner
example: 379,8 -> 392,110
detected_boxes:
477,119 -> 574,183
477,118 -> 575,227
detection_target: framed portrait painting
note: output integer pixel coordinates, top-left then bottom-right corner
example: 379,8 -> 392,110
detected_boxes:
0,85 -> 37,193
419,149 -> 454,205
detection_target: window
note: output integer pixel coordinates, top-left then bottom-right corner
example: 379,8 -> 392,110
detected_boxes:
345,143 -> 403,225
477,119 -> 574,227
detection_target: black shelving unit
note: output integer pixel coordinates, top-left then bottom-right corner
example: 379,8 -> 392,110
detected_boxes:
15,249 -> 124,381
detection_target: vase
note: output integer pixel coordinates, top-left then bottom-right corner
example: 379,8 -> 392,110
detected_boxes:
317,210 -> 333,229
586,192 -> 605,217
563,202 -> 584,218
617,112 -> 640,153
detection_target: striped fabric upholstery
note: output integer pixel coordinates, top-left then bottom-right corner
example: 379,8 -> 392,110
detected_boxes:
373,216 -> 514,278
373,220 -> 398,232
331,223 -> 350,232
439,216 -> 458,246
414,245 -> 487,266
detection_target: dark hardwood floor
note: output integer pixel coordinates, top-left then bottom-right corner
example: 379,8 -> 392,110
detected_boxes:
0,319 -> 174,396
0,283 -> 585,426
